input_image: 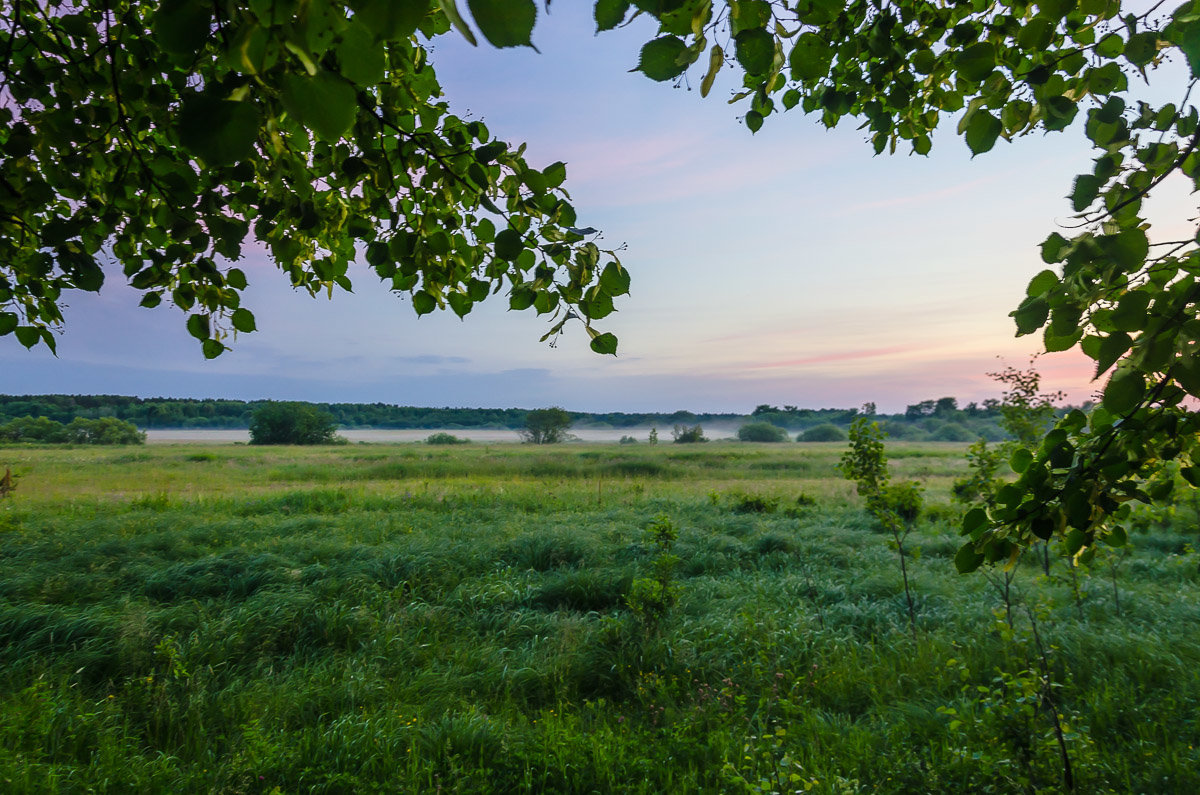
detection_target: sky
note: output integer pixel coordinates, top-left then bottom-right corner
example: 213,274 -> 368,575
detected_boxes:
4,4 -> 1196,414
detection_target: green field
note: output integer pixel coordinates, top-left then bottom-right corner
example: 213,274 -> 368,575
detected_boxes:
1,441 -> 1197,793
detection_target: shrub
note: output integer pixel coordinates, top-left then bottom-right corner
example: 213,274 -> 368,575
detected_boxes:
618,435 -> 638,444
799,423 -> 846,442
736,422 -> 788,442
671,424 -> 706,443
0,416 -> 144,445
883,481 -> 924,524
929,422 -> 974,442
729,492 -> 779,514
426,432 -> 469,445
66,417 -> 146,445
248,402 -> 338,445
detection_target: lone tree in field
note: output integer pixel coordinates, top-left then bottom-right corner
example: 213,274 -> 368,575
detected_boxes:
520,407 -> 572,444
249,402 -> 338,445
8,1 -> 1200,562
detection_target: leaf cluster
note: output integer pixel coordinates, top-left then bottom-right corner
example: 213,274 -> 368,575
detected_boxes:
1,1 -> 625,357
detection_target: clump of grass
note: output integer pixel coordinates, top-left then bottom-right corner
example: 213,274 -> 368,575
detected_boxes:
727,492 -> 779,514
426,432 -> 469,445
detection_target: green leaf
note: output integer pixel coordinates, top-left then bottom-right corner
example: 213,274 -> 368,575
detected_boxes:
226,268 -> 248,290
14,326 -> 40,348
1180,19 -> 1200,78
1107,524 -> 1128,547
337,21 -> 386,85
494,229 -> 524,260
595,0 -> 630,32
355,0 -> 431,41
1102,367 -> 1145,415
1044,325 -> 1082,352
735,29 -> 774,75
280,72 -> 358,142
955,42 -> 995,83
965,111 -> 1001,156
186,313 -> 210,340
1111,291 -> 1151,332
590,332 -> 618,355
1182,466 -> 1200,488
962,507 -> 988,536
153,0 -> 211,56
1093,331 -> 1132,377
0,313 -> 16,336
1041,233 -> 1069,263
543,161 -> 567,188
508,286 -> 535,311
1123,31 -> 1157,67
1011,295 -> 1049,335
412,291 -> 437,315
446,292 -> 472,318
745,110 -> 763,133
1010,448 -> 1033,473
600,262 -> 631,296
579,292 -> 614,319
1102,228 -> 1149,271
178,94 -> 260,166
437,0 -> 478,46
637,36 -> 689,82
954,543 -> 984,574
1026,269 -> 1058,296
202,339 -> 225,359
1017,18 -> 1054,51
468,0 -> 536,49
231,308 -> 257,333
700,44 -> 723,98
1070,174 -> 1102,212
788,32 -> 832,81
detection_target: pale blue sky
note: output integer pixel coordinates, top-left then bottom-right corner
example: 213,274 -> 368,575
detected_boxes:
4,4 -> 1194,412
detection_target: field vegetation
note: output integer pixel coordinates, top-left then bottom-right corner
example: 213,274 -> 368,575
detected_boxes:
0,441 -> 1197,792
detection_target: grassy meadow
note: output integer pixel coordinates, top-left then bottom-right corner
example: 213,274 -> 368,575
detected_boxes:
0,440 -> 1198,793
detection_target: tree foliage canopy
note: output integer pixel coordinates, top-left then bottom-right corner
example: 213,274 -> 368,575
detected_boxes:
8,0 -> 1200,565
248,400 -> 337,444
520,406 -> 572,444
1,0 -> 626,359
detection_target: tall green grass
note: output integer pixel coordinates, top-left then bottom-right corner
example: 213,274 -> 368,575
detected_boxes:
0,442 -> 1196,792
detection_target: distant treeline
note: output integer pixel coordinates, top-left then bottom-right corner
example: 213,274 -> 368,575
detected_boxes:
0,395 -> 745,431
0,394 -> 1079,442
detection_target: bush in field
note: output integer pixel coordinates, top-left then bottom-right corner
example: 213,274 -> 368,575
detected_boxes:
619,435 -> 638,444
0,415 -> 144,445
737,422 -> 788,442
66,417 -> 146,445
729,492 -> 779,514
672,424 -> 706,443
520,407 -> 572,444
929,422 -> 974,442
0,416 -> 69,443
426,432 -> 469,445
249,402 -> 338,445
799,424 -> 846,442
